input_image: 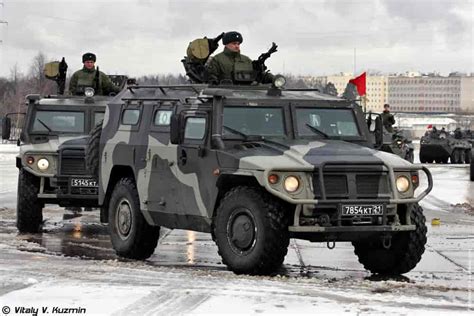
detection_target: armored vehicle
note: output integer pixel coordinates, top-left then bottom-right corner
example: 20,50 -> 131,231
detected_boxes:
91,81 -> 433,276
381,128 -> 414,163
2,94 -> 109,233
419,129 -> 471,164
1,60 -> 128,233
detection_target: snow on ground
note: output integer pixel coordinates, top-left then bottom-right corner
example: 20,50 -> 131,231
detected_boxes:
0,143 -> 473,315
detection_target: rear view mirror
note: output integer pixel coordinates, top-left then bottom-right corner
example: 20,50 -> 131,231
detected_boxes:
170,114 -> 180,144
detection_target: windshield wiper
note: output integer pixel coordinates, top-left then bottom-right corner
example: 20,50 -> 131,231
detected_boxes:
36,119 -> 53,132
305,123 -> 329,138
223,125 -> 263,140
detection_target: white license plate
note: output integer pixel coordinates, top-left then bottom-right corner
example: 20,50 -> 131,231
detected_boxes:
341,204 -> 384,216
70,178 -> 98,187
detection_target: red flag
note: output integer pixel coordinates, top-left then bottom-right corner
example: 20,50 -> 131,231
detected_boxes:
349,72 -> 366,96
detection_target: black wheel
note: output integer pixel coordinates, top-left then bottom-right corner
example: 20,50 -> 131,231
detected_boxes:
459,150 -> 466,164
17,169 -> 43,233
465,150 -> 471,164
109,177 -> 160,259
214,186 -> 289,275
451,149 -> 460,164
353,203 -> 427,275
85,121 -> 102,176
419,153 -> 427,163
405,150 -> 414,163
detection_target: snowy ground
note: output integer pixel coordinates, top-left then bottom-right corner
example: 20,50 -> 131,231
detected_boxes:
0,143 -> 473,315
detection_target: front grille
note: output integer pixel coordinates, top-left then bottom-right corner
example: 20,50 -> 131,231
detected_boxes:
60,148 -> 86,175
313,168 -> 390,200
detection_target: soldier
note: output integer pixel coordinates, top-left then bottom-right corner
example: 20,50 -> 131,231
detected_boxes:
69,52 -> 120,96
207,31 -> 274,85
381,103 -> 395,133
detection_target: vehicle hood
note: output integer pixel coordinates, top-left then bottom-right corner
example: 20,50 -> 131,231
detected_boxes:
217,139 -> 413,171
20,136 -> 88,154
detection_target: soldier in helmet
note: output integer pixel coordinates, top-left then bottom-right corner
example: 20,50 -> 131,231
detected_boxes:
381,103 -> 395,133
207,31 -> 274,85
69,52 -> 120,96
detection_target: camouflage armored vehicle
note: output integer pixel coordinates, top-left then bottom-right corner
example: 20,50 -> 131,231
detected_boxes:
91,81 -> 433,276
1,60 -> 128,233
419,128 -> 471,164
366,113 -> 414,163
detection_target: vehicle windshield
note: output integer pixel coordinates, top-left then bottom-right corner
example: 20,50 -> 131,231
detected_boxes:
223,107 -> 285,138
31,110 -> 85,134
295,108 -> 360,137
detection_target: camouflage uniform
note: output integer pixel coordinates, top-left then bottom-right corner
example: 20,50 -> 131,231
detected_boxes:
69,67 -> 119,96
207,48 -> 274,85
381,110 -> 395,132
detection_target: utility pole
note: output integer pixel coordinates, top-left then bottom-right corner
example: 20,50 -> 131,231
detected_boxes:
0,2 -> 6,44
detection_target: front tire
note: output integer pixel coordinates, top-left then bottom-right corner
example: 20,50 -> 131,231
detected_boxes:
214,186 -> 289,275
353,203 -> 427,275
17,169 -> 43,233
109,177 -> 160,259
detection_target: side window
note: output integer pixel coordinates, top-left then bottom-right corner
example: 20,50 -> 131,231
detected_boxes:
184,117 -> 206,141
154,110 -> 173,126
122,109 -> 140,125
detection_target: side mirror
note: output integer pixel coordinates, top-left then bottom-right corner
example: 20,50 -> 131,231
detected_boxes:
170,114 -> 181,144
1,117 -> 11,140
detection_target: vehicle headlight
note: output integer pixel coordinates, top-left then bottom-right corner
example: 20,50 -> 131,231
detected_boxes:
284,175 -> 300,193
273,75 -> 287,88
396,176 -> 410,193
37,158 -> 50,171
84,87 -> 95,97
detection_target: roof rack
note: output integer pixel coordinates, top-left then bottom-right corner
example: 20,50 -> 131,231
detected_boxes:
127,84 -> 206,95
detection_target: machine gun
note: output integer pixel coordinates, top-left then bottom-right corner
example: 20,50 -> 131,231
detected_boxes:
252,42 -> 278,83
182,32 -> 224,83
44,57 -> 68,95
93,66 -> 100,93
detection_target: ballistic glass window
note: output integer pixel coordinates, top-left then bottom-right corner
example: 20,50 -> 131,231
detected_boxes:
154,110 -> 173,126
122,109 -> 140,125
184,117 -> 206,140
223,107 -> 285,137
296,108 -> 360,137
32,111 -> 85,133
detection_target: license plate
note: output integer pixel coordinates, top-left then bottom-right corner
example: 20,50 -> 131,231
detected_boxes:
70,178 -> 98,187
341,204 -> 384,216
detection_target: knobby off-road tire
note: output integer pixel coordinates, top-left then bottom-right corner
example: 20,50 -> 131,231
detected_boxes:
352,203 -> 427,275
17,169 -> 43,233
85,121 -> 102,177
214,186 -> 290,275
109,178 -> 160,259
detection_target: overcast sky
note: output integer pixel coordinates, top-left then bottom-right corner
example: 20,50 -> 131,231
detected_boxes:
0,0 -> 472,78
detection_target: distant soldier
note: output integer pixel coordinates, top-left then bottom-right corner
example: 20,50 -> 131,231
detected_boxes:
69,52 -> 120,96
207,31 -> 274,85
381,103 -> 395,133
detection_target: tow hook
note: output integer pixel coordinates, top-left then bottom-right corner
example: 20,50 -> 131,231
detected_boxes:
382,234 -> 392,249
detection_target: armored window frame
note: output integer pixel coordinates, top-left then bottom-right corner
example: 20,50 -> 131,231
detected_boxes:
118,102 -> 142,132
181,111 -> 208,146
150,102 -> 176,133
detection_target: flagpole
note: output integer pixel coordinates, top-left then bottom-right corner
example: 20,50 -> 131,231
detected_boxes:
353,48 -> 356,75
